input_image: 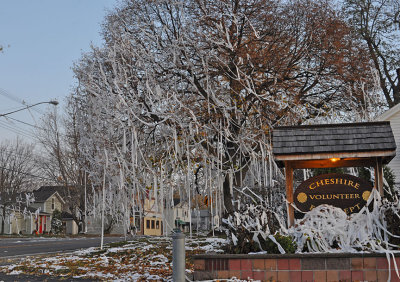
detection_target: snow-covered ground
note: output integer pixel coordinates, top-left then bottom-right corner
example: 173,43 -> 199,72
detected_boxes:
0,234 -> 228,281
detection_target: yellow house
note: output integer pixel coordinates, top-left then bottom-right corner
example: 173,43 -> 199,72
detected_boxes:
141,197 -> 163,236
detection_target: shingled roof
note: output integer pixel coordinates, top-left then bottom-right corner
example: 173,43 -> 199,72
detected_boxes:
272,122 -> 396,162
33,186 -> 66,204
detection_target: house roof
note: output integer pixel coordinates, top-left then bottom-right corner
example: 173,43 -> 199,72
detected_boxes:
33,186 -> 66,204
10,205 -> 51,215
25,206 -> 51,215
272,122 -> 396,164
377,104 -> 400,121
61,211 -> 75,220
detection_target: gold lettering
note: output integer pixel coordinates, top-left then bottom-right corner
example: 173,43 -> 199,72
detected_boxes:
350,194 -> 354,199
316,180 -> 324,187
309,183 -> 316,190
325,179 -> 330,185
344,208 -> 349,214
348,180 -> 354,188
333,195 -> 339,200
315,195 -> 322,200
355,194 -> 360,199
354,203 -> 361,210
339,178 -> 343,184
330,178 -> 335,184
354,183 -> 360,189
309,195 -> 316,200
345,194 -> 349,199
349,206 -> 355,213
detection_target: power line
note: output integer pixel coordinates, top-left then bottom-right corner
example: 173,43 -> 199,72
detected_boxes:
0,105 -> 29,112
0,120 -> 36,139
0,120 -> 35,138
2,116 -> 43,130
0,101 -> 58,117
1,112 -> 69,140
0,88 -> 45,115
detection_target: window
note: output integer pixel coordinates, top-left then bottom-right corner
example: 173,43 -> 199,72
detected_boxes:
51,198 -> 55,210
146,220 -> 150,229
151,220 -> 155,229
135,213 -> 141,231
156,220 -> 160,229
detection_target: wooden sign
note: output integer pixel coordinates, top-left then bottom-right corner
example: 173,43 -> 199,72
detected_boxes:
294,173 -> 373,215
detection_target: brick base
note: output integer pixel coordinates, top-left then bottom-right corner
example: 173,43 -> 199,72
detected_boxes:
193,253 -> 400,281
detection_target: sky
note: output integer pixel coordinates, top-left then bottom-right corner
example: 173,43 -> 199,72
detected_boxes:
0,0 -> 119,142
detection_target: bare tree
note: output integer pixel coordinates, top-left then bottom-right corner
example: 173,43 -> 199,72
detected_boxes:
0,139 -> 37,234
35,102 -> 88,226
344,0 -> 400,107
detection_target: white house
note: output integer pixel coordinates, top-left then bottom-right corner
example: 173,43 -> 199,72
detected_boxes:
0,186 -> 79,235
164,198 -> 191,235
377,105 -> 400,184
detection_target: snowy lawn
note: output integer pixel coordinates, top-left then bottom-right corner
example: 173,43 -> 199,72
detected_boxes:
0,234 -> 228,281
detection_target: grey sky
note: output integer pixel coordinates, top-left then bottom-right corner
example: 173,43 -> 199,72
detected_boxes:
0,0 -> 119,141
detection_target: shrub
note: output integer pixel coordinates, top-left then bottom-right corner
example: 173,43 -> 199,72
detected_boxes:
51,209 -> 64,234
223,201 -> 296,254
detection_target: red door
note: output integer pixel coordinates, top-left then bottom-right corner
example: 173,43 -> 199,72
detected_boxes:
39,216 -> 43,234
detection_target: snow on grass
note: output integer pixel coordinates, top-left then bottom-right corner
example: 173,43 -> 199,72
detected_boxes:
8,270 -> 23,275
0,234 -> 227,281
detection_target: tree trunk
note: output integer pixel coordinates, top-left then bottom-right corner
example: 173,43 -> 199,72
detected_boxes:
1,207 -> 5,235
223,174 -> 234,216
222,164 -> 249,217
393,68 -> 400,106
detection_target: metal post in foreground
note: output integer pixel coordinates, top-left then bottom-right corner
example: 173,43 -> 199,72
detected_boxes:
172,229 -> 185,282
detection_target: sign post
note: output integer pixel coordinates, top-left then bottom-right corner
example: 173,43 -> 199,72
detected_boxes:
285,161 -> 294,227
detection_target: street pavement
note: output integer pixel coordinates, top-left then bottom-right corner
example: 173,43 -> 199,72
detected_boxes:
0,272 -> 97,281
0,236 -> 125,259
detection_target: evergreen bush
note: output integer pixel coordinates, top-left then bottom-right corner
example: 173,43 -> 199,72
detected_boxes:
51,209 -> 64,234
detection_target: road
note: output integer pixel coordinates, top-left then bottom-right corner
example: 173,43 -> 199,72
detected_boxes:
0,236 -> 125,259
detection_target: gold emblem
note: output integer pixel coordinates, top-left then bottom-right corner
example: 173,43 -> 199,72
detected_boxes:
362,191 -> 371,201
297,192 -> 307,203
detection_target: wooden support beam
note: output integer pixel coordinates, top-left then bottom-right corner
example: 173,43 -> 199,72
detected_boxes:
374,157 -> 384,196
275,150 -> 395,162
289,158 -> 376,169
285,161 -> 294,227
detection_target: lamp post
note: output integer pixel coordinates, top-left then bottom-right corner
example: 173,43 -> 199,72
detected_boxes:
0,100 -> 58,117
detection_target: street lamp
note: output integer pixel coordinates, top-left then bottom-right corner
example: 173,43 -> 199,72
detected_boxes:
0,100 -> 58,117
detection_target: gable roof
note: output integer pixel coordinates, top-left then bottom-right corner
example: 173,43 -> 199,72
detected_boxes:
33,186 -> 66,204
377,104 -> 400,121
272,122 -> 396,163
